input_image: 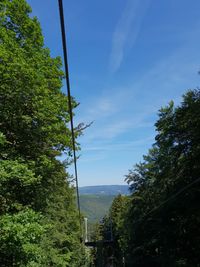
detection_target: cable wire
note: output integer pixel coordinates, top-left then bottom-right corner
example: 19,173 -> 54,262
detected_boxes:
133,176 -> 200,230
146,176 -> 200,218
57,0 -> 82,234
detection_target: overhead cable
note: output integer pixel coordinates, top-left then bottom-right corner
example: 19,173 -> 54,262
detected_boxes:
57,0 -> 82,233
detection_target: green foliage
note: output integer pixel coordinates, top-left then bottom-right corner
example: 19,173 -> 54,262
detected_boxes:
0,160 -> 40,214
0,209 -> 47,266
102,89 -> 200,267
0,0 -> 76,162
100,195 -> 129,266
0,0 -> 89,265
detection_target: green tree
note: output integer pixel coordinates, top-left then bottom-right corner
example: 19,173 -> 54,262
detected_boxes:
0,0 -> 88,266
99,195 -> 129,266
0,209 -> 48,267
112,89 -> 200,267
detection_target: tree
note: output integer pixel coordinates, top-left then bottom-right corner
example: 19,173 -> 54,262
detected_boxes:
0,209 -> 47,267
111,89 -> 200,267
99,195 -> 129,266
0,0 -> 88,265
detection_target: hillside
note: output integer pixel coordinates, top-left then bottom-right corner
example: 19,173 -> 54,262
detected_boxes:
79,185 -> 129,223
80,194 -> 115,223
79,185 -> 129,195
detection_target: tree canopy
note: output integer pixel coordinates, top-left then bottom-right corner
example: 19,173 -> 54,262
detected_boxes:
0,0 -> 89,266
101,89 -> 200,267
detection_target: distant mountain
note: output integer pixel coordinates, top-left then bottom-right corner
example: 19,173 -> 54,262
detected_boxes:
79,185 -> 129,196
79,185 -> 130,223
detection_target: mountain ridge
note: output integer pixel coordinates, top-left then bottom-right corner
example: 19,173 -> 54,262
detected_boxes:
79,184 -> 129,195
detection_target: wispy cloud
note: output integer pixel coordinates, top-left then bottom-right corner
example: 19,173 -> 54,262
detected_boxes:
78,153 -> 107,163
87,115 -> 153,141
87,97 -> 116,118
78,136 -> 154,164
109,0 -> 150,72
75,88 -> 136,124
77,24 -> 200,155
83,136 -> 154,153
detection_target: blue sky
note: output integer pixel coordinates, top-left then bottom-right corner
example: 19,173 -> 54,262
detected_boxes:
27,0 -> 200,186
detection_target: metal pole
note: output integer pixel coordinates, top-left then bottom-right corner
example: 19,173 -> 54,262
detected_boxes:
84,217 -> 88,242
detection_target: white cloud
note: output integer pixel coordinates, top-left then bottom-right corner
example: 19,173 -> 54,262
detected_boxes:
77,24 -> 200,151
91,117 -> 152,140
109,0 -> 150,72
75,87 -> 136,125
83,136 -> 154,153
80,109 -> 155,144
87,97 -> 116,118
78,153 -> 107,163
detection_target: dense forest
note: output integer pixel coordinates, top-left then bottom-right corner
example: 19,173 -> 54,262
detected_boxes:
99,90 -> 200,266
1,1 -> 200,267
0,0 -> 90,266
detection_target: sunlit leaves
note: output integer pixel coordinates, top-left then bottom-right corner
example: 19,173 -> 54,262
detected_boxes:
0,0 -> 87,266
